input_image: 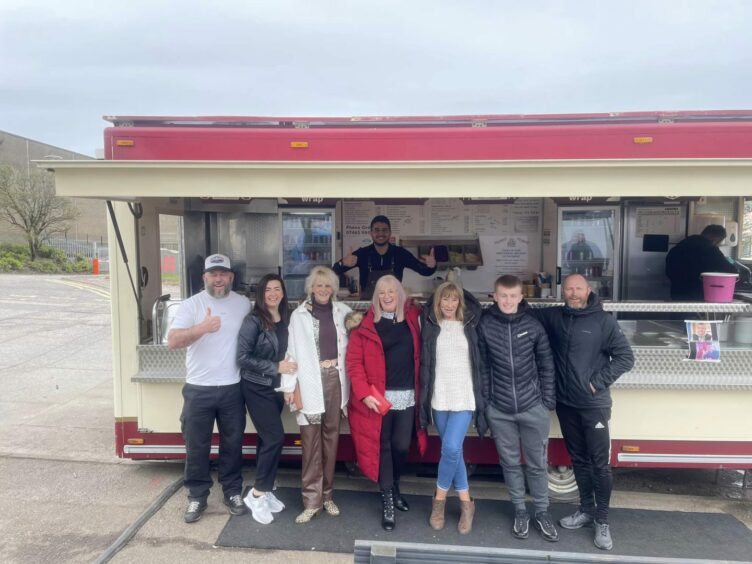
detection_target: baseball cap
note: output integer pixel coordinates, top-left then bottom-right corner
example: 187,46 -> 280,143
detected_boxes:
204,254 -> 232,272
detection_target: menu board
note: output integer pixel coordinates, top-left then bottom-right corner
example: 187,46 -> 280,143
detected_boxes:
469,204 -> 512,234
636,206 -> 683,237
512,198 -> 542,233
482,235 -> 530,276
428,199 -> 469,235
383,204 -> 423,236
342,201 -> 376,255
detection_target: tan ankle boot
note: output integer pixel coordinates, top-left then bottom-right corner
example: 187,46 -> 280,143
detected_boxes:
429,497 -> 446,530
458,499 -> 475,534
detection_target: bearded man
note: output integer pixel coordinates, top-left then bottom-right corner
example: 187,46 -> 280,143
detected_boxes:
530,274 -> 634,551
168,254 -> 251,523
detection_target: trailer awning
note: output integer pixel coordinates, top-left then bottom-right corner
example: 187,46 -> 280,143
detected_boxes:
39,159 -> 752,199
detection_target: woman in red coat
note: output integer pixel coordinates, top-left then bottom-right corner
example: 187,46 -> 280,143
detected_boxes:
346,275 -> 428,531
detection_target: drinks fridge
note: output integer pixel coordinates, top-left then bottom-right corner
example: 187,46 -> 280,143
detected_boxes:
557,206 -> 621,300
281,209 -> 335,299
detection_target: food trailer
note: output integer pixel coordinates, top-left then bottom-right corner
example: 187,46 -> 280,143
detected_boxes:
44,111 -> 752,499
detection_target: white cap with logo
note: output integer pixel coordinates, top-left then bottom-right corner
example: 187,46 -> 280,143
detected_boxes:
204,254 -> 232,272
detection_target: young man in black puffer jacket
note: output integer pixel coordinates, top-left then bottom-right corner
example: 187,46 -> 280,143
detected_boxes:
478,275 -> 557,542
530,274 -> 634,552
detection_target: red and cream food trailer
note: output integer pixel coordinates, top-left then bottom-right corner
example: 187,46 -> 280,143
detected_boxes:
44,111 -> 752,499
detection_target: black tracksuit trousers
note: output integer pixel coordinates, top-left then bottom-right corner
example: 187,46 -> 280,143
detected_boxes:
556,402 -> 613,524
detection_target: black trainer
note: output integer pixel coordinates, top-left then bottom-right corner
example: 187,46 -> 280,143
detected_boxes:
184,500 -> 207,523
534,511 -> 559,542
512,509 -> 530,539
223,494 -> 248,516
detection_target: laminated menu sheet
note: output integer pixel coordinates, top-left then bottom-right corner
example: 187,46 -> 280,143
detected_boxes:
685,320 -> 722,362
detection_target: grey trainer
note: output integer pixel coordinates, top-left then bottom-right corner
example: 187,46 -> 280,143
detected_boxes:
594,522 -> 613,550
559,508 -> 594,529
512,509 -> 530,539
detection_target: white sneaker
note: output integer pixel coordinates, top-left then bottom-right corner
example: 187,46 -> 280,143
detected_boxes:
265,491 -> 285,513
243,489 -> 274,524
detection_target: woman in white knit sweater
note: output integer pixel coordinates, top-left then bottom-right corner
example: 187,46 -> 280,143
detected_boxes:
419,281 -> 484,534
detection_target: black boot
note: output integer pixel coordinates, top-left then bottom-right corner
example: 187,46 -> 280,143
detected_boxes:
393,482 -> 409,512
381,489 -> 396,531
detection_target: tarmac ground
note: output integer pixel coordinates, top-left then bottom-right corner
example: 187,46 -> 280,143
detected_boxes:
0,273 -> 749,563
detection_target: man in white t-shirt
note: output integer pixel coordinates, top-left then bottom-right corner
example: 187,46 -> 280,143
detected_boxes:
168,254 -> 251,523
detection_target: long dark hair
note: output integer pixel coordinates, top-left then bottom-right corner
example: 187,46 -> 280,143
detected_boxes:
254,274 -> 290,330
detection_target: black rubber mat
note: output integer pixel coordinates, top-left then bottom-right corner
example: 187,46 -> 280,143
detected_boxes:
216,487 -> 752,561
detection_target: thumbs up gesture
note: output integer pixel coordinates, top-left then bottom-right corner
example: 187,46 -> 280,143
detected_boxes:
342,246 -> 358,268
199,308 -> 221,334
421,247 -> 437,268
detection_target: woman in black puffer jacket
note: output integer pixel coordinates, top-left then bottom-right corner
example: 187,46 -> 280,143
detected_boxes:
236,274 -> 297,524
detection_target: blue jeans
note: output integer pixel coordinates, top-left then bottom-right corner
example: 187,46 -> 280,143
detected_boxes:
433,410 -> 473,492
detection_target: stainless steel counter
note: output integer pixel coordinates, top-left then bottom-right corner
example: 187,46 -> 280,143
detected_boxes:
136,300 -> 752,390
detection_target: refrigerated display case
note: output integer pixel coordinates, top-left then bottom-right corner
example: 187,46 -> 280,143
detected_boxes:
558,206 -> 621,299
281,209 -> 335,299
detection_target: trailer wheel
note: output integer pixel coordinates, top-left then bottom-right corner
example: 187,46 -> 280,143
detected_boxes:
548,465 -> 579,502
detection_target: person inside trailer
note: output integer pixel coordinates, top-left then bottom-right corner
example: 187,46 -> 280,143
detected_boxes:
665,224 -> 737,301
332,215 -> 437,299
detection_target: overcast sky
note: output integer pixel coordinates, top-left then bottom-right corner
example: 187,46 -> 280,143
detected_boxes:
1,0 -> 751,156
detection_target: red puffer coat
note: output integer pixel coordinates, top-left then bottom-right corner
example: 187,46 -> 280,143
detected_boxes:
345,300 -> 428,483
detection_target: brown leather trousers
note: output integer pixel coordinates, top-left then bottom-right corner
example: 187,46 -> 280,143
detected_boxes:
299,367 -> 342,509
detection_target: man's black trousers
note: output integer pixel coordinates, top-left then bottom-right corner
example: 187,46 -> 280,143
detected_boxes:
181,382 -> 246,502
556,402 -> 613,524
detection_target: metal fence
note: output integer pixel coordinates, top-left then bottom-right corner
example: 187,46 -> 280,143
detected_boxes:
46,237 -> 109,262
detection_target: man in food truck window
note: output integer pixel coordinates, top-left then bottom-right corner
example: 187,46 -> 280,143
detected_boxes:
665,224 -> 737,301
167,254 -> 252,523
530,274 -> 634,552
333,215 -> 437,298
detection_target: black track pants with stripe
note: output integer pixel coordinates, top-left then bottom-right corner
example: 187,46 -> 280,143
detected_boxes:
556,402 -> 613,524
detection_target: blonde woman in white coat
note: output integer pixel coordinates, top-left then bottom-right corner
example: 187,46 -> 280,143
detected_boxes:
277,266 -> 352,523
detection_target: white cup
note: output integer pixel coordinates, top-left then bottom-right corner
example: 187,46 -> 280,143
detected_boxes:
540,288 -> 552,299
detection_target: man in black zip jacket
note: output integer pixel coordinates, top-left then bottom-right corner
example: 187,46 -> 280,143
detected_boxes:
477,275 -> 558,542
332,215 -> 437,298
665,224 -> 737,301
530,274 -> 634,551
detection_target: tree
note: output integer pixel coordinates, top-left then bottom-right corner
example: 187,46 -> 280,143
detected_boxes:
0,165 -> 80,260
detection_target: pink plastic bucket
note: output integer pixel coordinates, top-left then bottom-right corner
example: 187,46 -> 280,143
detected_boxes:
701,272 -> 739,302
